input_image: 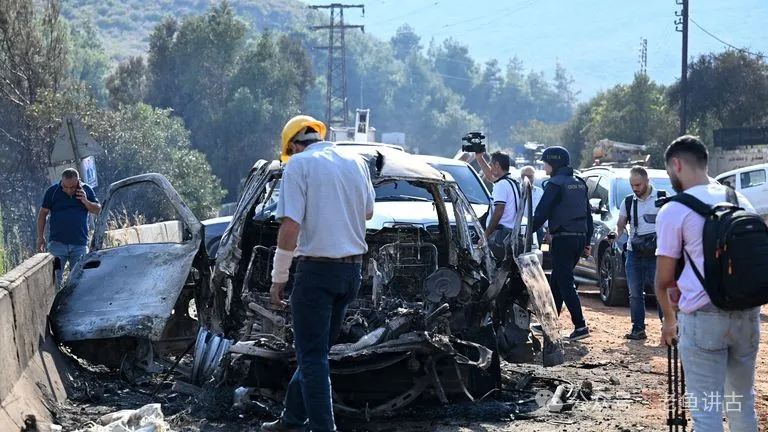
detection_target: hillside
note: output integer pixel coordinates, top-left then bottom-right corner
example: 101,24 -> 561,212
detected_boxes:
62,0 -> 310,61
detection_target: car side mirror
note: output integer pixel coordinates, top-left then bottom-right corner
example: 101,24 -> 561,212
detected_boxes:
589,198 -> 603,214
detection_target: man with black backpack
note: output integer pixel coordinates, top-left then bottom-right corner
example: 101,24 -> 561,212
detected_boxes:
611,166 -> 666,340
655,135 -> 762,431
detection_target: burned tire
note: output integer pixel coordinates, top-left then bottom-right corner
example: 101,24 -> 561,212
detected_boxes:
599,248 -> 628,307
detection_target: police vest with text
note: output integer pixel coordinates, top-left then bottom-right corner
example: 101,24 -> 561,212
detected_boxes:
548,174 -> 589,234
670,189 -> 768,310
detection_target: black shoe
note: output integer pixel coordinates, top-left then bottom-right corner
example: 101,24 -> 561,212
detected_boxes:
568,327 -> 590,341
531,324 -> 544,334
625,329 -> 647,340
260,419 -> 306,432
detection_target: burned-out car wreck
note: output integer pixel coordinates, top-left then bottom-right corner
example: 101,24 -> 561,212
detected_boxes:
48,147 -> 564,420
201,146 -> 561,418
50,174 -> 217,376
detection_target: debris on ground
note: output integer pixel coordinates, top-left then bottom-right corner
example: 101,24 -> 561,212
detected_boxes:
75,403 -> 170,432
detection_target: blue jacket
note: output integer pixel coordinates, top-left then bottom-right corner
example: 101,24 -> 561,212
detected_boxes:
530,166 -> 593,239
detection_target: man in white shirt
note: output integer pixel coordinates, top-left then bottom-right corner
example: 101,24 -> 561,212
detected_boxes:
520,165 -> 544,245
613,166 -> 666,340
262,115 -> 376,432
474,150 -> 521,260
655,135 -> 759,432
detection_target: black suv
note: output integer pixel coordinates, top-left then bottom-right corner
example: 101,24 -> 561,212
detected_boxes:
573,166 -> 677,306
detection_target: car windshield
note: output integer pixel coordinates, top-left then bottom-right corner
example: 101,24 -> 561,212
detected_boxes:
375,180 -> 434,201
615,176 -> 676,207
429,163 -> 489,205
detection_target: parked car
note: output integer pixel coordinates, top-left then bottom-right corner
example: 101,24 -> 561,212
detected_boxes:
574,167 -> 675,306
204,145 -> 552,416
715,163 -> 768,217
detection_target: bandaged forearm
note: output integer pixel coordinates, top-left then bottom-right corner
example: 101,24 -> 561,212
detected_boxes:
271,248 -> 294,283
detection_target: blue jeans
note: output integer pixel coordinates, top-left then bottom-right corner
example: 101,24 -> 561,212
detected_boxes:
48,241 -> 87,289
281,260 -> 362,432
677,304 -> 760,432
624,250 -> 661,332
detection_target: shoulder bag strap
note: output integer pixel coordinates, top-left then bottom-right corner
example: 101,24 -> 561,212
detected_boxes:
632,196 -> 639,232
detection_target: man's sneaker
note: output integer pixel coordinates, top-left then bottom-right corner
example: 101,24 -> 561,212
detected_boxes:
531,323 -> 544,334
568,327 -> 590,341
625,329 -> 647,340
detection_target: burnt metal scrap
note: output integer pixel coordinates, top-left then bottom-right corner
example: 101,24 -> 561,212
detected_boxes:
46,149 -> 567,419
200,146 -> 565,417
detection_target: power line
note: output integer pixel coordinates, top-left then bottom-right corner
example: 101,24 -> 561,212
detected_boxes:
689,18 -> 765,58
310,4 -> 365,128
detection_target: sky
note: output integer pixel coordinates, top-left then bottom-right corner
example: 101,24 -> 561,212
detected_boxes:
305,0 -> 768,100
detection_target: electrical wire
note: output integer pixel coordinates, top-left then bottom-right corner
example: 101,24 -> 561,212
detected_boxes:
690,18 -> 765,59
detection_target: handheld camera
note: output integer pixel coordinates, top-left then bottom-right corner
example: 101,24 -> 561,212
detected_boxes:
654,190 -> 669,208
461,132 -> 487,153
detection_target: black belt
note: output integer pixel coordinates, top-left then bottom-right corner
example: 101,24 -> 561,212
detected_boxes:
297,254 -> 363,263
550,232 -> 586,238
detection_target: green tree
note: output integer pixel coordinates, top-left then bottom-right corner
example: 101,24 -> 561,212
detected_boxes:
67,19 -> 111,106
562,73 -> 675,168
105,56 -> 148,108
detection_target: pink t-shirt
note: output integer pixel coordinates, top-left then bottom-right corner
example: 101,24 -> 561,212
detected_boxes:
655,183 -> 755,313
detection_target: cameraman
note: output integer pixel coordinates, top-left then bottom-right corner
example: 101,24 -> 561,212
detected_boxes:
474,151 -> 521,260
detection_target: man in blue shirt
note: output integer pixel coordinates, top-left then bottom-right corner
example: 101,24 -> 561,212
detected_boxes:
37,168 -> 101,288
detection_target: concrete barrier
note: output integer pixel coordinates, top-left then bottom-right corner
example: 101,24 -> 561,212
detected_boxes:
0,253 -> 70,431
104,220 -> 184,246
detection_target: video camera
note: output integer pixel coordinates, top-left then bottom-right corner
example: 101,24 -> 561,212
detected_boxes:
654,190 -> 669,208
461,132 -> 487,153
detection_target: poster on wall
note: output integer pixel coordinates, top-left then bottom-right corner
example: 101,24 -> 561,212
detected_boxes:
80,155 -> 98,188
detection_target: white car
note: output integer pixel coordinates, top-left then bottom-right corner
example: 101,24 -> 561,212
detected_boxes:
715,163 -> 768,217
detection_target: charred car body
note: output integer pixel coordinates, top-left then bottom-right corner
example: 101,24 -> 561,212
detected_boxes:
50,174 -> 216,375
205,146 -> 552,417
47,149 -> 559,418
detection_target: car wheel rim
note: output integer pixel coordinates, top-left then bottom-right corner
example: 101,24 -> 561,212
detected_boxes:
600,253 -> 613,298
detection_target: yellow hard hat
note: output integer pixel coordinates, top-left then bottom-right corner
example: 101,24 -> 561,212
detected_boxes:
280,115 -> 327,163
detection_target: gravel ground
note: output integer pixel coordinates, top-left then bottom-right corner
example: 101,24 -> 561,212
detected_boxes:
50,288 -> 768,431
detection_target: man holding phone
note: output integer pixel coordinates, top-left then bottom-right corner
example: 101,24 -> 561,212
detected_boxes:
37,168 -> 101,288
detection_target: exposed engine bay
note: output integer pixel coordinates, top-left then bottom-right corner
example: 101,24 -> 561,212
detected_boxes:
202,148 -> 563,418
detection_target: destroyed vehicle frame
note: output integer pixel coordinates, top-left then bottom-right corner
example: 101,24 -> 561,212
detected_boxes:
50,173 -> 215,374
204,147 -> 543,418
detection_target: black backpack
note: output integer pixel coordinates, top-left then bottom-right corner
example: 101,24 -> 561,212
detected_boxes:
671,188 -> 768,310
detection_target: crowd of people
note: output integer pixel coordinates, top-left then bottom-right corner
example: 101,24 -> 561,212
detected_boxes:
36,114 -> 761,432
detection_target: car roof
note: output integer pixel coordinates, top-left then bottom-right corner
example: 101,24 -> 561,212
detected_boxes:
715,163 -> 768,179
580,166 -> 669,178
334,146 -> 453,183
202,216 -> 233,226
334,141 -> 405,151
412,154 -> 470,167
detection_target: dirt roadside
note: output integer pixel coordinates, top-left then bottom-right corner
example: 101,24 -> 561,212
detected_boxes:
51,288 -> 768,431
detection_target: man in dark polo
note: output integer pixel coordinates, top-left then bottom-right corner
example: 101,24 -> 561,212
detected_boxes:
37,168 -> 101,288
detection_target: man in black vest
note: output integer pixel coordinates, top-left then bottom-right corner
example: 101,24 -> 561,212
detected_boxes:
529,146 -> 593,340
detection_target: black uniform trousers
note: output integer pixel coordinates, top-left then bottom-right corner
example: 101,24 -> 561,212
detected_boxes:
549,233 -> 587,329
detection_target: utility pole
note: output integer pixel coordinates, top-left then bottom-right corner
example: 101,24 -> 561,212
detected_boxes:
638,38 -> 648,76
675,0 -> 689,136
309,4 -> 365,129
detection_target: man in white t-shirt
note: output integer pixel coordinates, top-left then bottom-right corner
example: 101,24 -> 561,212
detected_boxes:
475,151 -> 521,260
655,135 -> 759,431
520,165 -> 545,244
612,166 -> 666,340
